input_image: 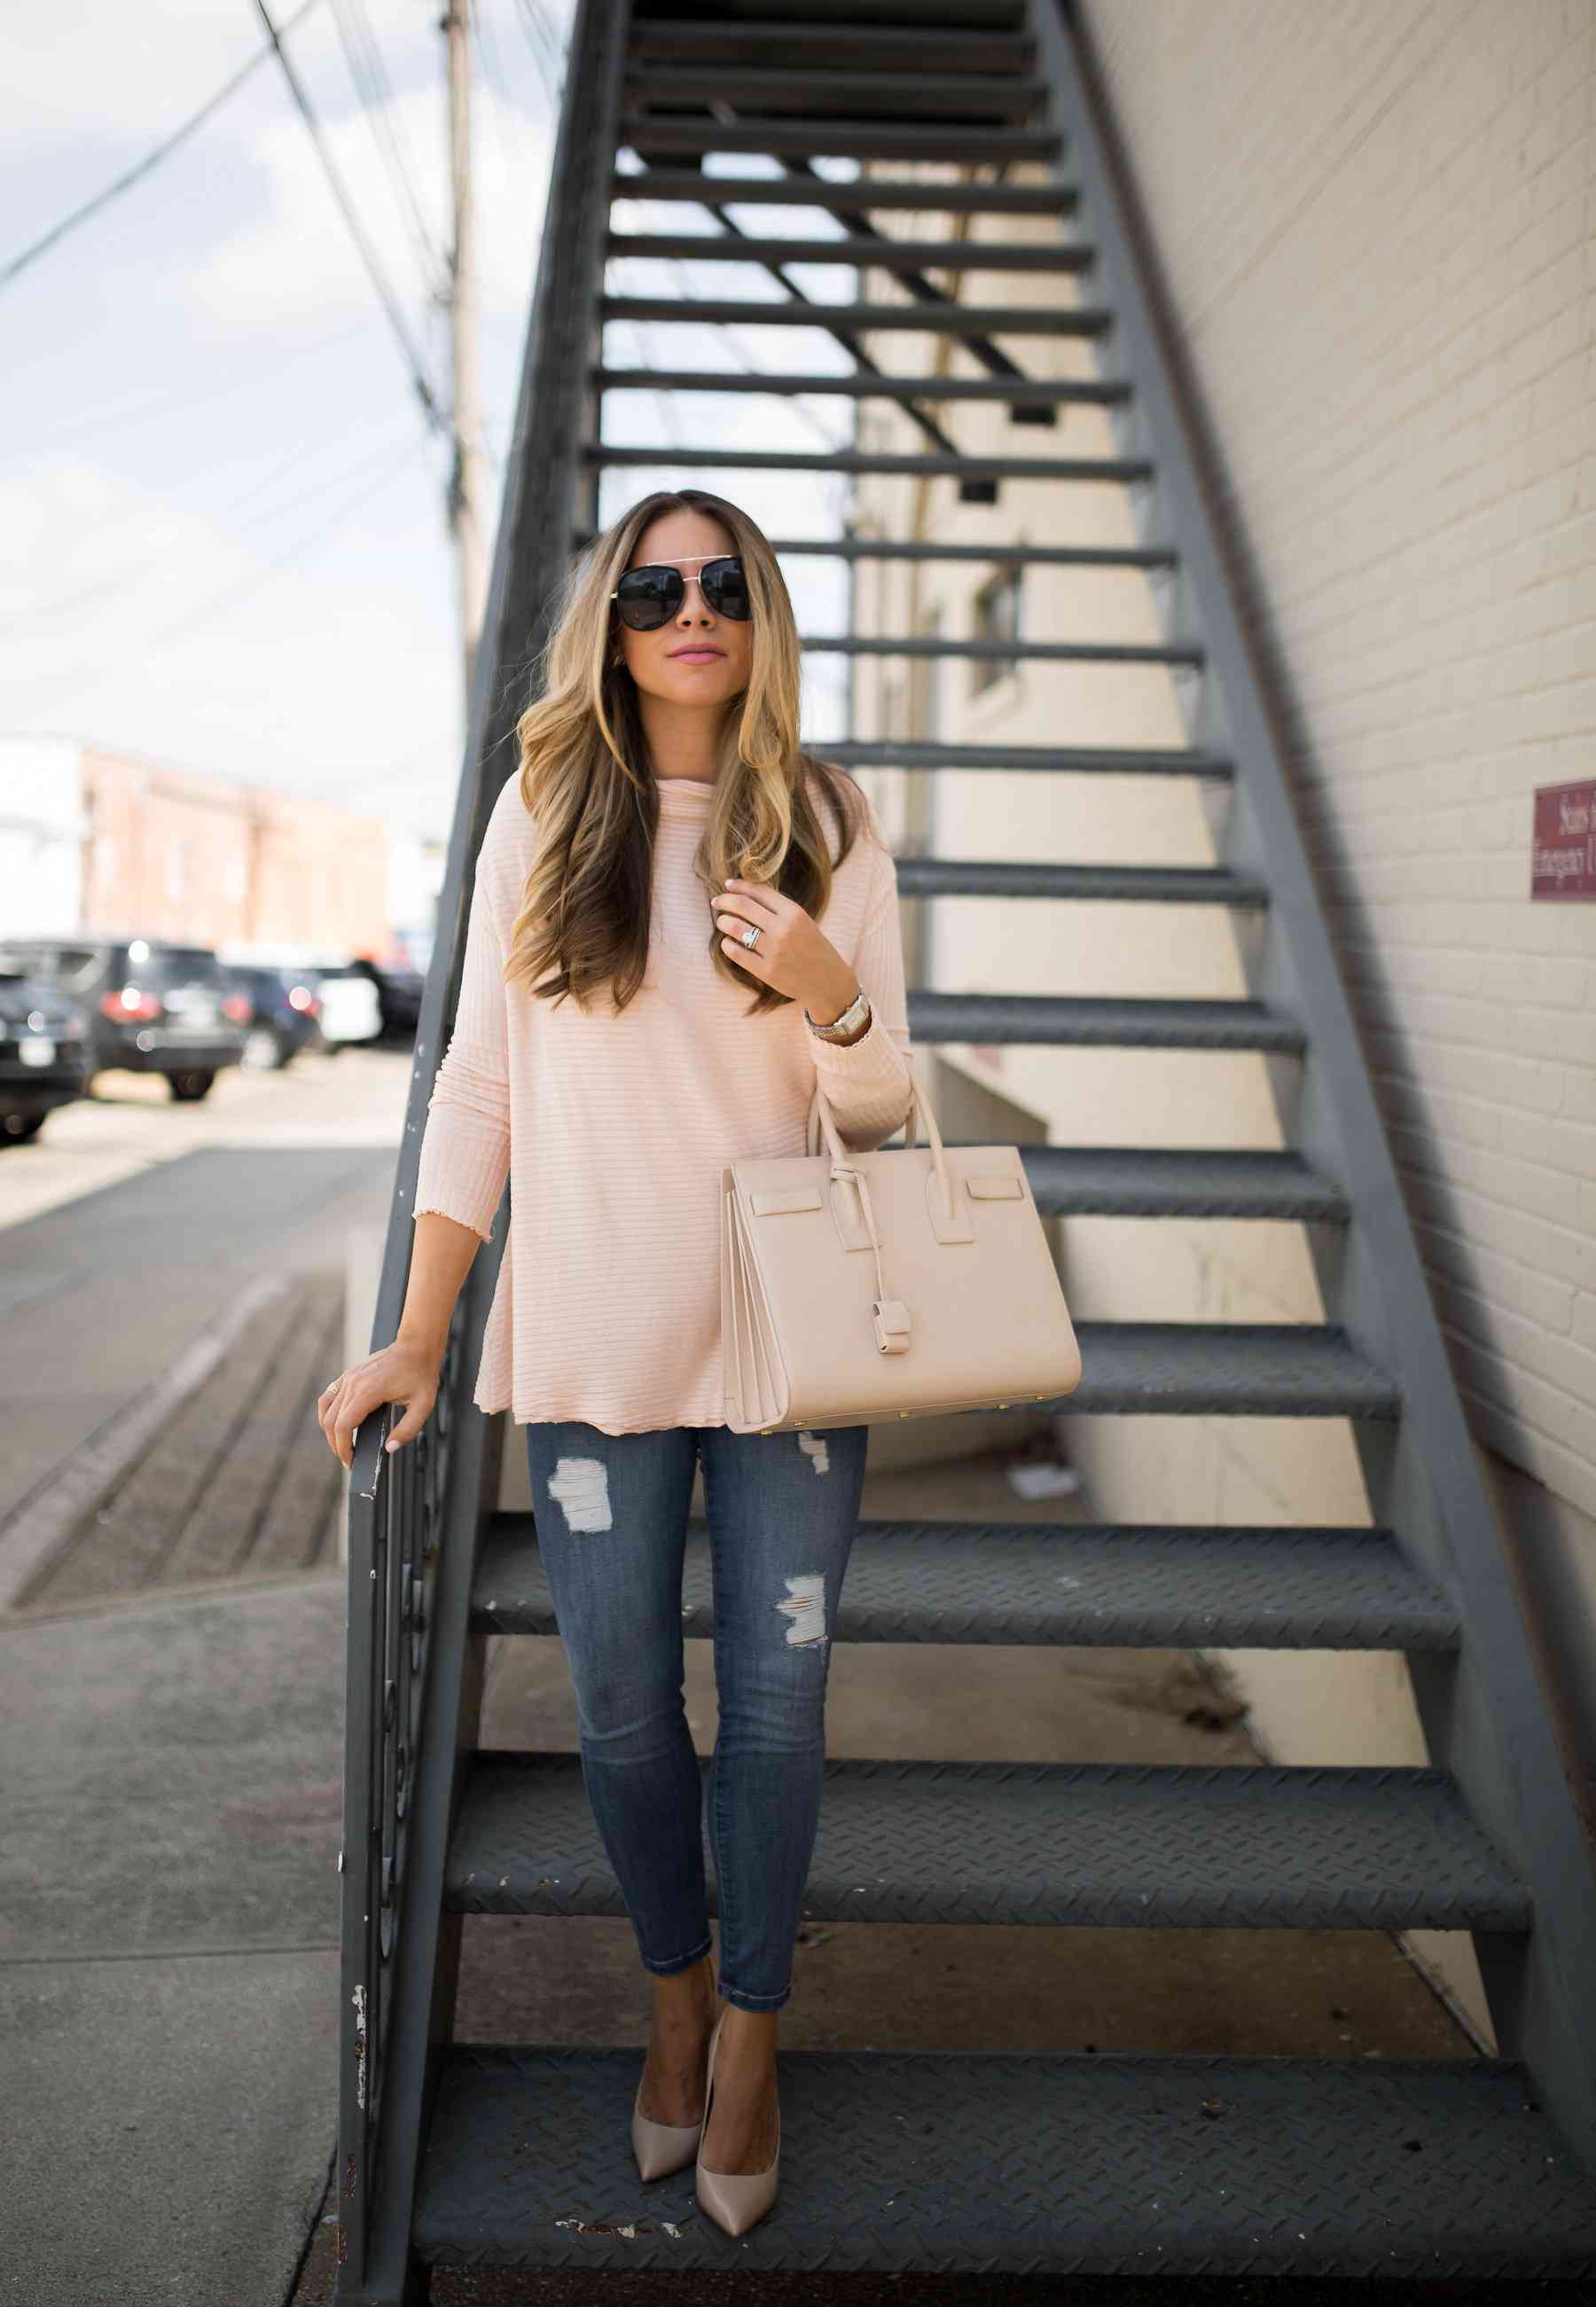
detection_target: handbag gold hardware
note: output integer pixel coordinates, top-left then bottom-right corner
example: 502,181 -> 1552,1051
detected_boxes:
720,1069 -> 1083,1434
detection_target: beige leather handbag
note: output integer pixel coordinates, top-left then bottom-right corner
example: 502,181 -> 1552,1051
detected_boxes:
720,1068 -> 1084,1435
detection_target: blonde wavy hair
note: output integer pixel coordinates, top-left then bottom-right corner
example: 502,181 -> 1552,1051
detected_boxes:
505,488 -> 868,1020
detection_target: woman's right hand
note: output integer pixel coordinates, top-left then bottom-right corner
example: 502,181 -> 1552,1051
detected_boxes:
317,1335 -> 444,1469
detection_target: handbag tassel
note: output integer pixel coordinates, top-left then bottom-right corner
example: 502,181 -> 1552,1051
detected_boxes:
833,1160 -> 911,1356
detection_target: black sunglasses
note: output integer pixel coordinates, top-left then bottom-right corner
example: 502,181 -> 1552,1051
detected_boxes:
610,554 -> 751,631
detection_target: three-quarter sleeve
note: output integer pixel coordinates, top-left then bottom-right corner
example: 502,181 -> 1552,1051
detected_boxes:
413,833 -> 512,1242
810,821 -> 917,1153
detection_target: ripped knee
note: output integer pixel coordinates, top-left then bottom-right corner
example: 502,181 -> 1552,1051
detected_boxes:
548,1456 -> 614,1533
777,1571 -> 828,1649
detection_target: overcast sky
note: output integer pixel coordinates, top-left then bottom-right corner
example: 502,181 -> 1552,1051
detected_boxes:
4,0 -> 864,840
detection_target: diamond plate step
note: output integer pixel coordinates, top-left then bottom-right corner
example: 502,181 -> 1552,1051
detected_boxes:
595,365 -> 1121,405
411,2045 -> 1596,2275
472,1515 -> 1458,1649
612,168 -> 1076,214
608,232 -> 1088,271
907,989 -> 1305,1052
574,535 -> 1177,568
589,442 -> 1150,481
810,633 -> 1202,663
598,293 -> 1108,334
631,0 -> 1026,21
627,22 -> 1035,73
1060,1321 -> 1398,1415
625,68 -> 1046,122
826,736 -> 1226,775
445,1754 -> 1527,1930
1017,1144 -> 1343,1219
616,115 -> 1061,162
893,857 -> 1267,906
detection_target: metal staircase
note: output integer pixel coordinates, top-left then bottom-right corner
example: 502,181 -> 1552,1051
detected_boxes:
332,0 -> 1596,2292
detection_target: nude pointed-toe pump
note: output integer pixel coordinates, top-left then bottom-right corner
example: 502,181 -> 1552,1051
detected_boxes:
693,2008 -> 780,2237
631,2065 -> 706,2182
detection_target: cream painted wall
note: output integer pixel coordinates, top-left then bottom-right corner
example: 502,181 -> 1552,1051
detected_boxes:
1072,0 -> 1596,1521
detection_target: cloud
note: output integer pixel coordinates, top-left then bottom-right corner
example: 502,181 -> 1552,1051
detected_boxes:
3,0 -> 276,156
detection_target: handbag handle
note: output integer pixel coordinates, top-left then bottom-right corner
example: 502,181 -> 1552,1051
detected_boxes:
805,1066 -> 956,1216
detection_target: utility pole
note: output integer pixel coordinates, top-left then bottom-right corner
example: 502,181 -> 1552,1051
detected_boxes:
443,0 -> 488,708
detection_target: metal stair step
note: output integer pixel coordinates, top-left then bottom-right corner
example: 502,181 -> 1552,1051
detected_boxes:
575,534 -> 1177,568
594,364 -> 1123,405
1060,1321 -> 1399,1416
629,0 -> 1029,22
472,1514 -> 1455,1649
627,22 -> 1035,73
623,67 -> 1047,121
618,114 -> 1061,161
588,442 -> 1148,481
771,536 -> 1176,564
906,989 -> 1305,1051
592,442 -> 1131,487
611,167 -> 1076,214
804,632 -> 1201,663
446,1751 -> 1525,1929
825,737 -> 1225,774
607,231 -> 1090,271
411,2045 -> 1596,2276
891,857 -> 1267,906
599,292 -> 1109,332
1017,1143 -> 1342,1216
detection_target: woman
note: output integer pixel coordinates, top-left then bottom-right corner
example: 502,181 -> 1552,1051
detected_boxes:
317,487 -> 914,2237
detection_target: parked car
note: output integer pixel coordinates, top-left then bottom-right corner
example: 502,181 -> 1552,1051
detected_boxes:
225,963 -> 323,1071
304,961 -> 384,1055
0,948 -> 92,1142
2,936 -> 246,1099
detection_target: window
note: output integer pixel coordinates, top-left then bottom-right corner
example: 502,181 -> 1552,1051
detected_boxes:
970,567 -> 1021,697
128,944 -> 230,989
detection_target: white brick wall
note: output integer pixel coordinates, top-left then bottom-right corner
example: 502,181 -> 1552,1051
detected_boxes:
1077,0 -> 1596,1517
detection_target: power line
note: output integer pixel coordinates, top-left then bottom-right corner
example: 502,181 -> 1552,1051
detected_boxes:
508,0 -> 567,111
1,0 -> 325,293
249,0 -> 449,435
328,0 -> 449,301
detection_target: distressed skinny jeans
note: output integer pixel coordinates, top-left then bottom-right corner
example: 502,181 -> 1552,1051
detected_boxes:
524,1417 -> 869,2013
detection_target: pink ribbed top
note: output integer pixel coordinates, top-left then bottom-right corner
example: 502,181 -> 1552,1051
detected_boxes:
411,765 -> 916,1433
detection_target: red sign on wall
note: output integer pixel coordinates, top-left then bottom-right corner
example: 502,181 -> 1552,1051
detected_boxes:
1531,778 -> 1596,899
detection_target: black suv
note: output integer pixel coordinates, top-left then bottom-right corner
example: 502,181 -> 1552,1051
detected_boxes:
0,949 -> 91,1143
4,937 -> 247,1099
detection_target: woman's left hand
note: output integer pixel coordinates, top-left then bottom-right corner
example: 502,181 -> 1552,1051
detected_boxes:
712,877 -> 857,1020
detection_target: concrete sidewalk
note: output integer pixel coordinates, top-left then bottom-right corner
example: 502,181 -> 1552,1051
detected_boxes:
0,1571 -> 345,2307
0,1091 -> 398,2305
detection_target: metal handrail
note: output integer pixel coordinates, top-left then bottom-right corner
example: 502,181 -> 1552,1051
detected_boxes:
332,0 -> 633,2293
